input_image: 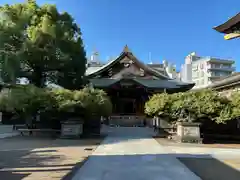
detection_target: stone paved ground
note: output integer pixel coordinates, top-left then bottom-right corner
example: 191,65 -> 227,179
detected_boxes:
0,136 -> 103,180
72,127 -> 201,180
155,137 -> 240,149
0,125 -> 19,139
2,127 -> 240,180
155,137 -> 240,180
0,125 -> 13,133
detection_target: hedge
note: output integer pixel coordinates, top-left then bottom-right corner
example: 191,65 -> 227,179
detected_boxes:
145,89 -> 240,124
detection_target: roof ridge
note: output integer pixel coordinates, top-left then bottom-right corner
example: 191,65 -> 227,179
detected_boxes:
123,45 -> 131,53
86,46 -> 170,79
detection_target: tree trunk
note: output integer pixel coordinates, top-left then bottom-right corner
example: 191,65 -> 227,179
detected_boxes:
30,68 -> 45,87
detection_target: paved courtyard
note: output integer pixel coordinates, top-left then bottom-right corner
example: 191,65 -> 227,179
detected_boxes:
0,136 -> 103,180
1,126 -> 240,180
0,125 -> 19,139
155,137 -> 240,180
72,127 -> 201,180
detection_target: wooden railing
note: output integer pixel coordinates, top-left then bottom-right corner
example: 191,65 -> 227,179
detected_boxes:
109,115 -> 145,127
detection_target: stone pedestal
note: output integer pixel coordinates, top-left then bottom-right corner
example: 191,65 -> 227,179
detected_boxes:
83,116 -> 101,136
175,122 -> 202,143
0,112 -> 2,124
61,120 -> 83,139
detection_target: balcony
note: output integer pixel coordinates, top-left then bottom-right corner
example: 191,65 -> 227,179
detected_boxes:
208,76 -> 222,82
207,57 -> 235,64
208,66 -> 236,72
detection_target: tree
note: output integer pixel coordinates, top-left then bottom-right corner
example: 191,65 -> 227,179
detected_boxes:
145,90 -> 234,124
145,93 -> 173,117
0,0 -> 87,88
52,87 -> 112,118
0,3 -> 26,83
0,85 -> 56,126
229,91 -> 240,120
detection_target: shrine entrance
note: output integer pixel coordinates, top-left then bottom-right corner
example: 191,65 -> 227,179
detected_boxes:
118,98 -> 136,114
107,80 -> 149,115
105,79 -> 151,126
86,45 -> 195,126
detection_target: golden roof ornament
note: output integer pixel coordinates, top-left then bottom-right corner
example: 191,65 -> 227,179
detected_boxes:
123,45 -> 131,52
224,31 -> 240,40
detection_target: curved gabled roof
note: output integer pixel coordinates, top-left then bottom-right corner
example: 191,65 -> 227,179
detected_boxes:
89,77 -> 195,91
213,13 -> 240,33
86,45 -> 170,79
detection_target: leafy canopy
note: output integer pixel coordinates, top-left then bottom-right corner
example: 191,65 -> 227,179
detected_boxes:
0,85 -> 112,124
0,0 -> 87,89
52,87 -> 112,117
0,85 -> 55,116
145,89 -> 235,124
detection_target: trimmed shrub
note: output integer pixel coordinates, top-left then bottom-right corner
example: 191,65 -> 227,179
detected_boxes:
0,85 -> 112,131
145,89 -> 234,124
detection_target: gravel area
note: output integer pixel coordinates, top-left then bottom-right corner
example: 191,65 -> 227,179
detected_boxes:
0,136 -> 104,180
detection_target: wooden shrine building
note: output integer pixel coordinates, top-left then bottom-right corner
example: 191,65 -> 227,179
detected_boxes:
86,46 -> 194,126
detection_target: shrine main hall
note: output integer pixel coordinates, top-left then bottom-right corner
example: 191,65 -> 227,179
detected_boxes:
86,46 -> 194,126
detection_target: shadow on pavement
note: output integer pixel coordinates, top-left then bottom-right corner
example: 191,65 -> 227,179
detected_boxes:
176,154 -> 240,180
0,138 -> 103,180
1,151 -> 240,180
0,136 -> 104,150
0,171 -> 30,180
70,153 -> 240,180
0,149 -> 73,180
0,125 -> 240,180
0,126 -> 156,149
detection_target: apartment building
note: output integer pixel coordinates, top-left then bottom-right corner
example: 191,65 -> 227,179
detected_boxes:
180,52 -> 235,89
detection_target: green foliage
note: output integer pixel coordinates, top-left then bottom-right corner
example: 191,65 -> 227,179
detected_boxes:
145,89 -> 234,124
52,87 -> 112,118
79,87 -> 112,117
0,0 -> 87,88
145,93 -> 173,117
229,91 -> 240,120
0,85 -> 55,117
0,85 -> 112,124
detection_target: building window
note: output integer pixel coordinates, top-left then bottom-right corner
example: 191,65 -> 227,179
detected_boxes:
214,64 -> 220,68
192,71 -> 198,78
223,64 -> 231,68
192,65 -> 198,71
196,80 -> 199,85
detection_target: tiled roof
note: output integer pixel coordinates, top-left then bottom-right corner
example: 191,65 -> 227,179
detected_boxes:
213,13 -> 240,33
209,72 -> 240,89
89,78 -> 118,87
85,66 -> 102,75
89,78 -> 194,90
86,45 -> 169,79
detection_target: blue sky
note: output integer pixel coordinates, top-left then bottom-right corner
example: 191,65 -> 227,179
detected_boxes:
2,0 -> 240,70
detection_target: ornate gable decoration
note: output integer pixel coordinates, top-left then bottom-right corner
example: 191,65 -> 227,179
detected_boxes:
112,65 -> 145,79
86,45 -> 169,80
120,56 -> 133,67
123,45 -> 131,53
